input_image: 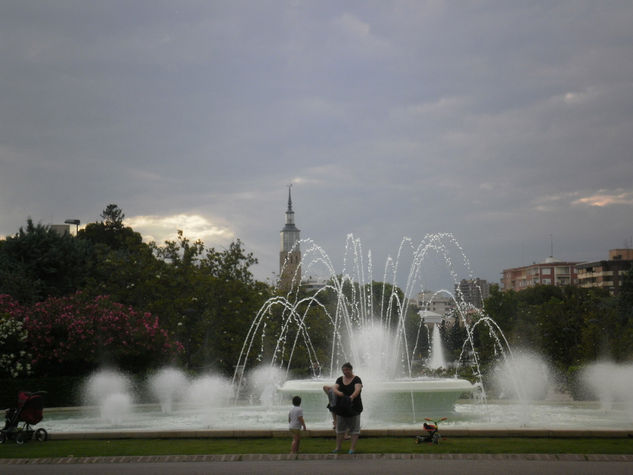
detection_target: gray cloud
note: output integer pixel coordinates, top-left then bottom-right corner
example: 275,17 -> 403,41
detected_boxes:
1,1 -> 632,290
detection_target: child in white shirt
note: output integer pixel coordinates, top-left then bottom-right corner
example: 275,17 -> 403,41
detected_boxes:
288,395 -> 307,454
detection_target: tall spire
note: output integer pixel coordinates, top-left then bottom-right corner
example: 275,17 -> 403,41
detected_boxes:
279,184 -> 301,291
287,184 -> 293,212
284,183 -> 296,226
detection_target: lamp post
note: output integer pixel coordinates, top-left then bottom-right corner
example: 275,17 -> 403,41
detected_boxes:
64,219 -> 80,235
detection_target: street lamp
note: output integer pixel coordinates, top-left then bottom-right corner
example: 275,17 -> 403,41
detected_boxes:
64,219 -> 80,235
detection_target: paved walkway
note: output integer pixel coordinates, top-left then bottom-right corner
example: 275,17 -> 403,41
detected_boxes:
3,453 -> 633,475
3,453 -> 633,464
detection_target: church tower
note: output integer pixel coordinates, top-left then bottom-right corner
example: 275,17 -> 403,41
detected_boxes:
279,185 -> 301,291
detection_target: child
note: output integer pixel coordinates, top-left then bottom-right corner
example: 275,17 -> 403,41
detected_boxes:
323,384 -> 351,439
288,395 -> 307,454
323,385 -> 337,429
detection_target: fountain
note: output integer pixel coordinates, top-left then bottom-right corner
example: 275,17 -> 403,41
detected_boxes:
428,324 -> 446,370
235,234 -> 480,423
37,235 -> 633,433
148,367 -> 188,413
82,369 -> 134,426
489,350 -> 554,426
581,362 -> 633,419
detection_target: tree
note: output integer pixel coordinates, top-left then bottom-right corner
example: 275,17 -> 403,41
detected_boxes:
480,284 -> 625,376
447,318 -> 467,361
79,204 -> 144,252
0,219 -> 92,303
614,266 -> 633,359
101,203 -> 125,230
1,204 -> 271,378
150,231 -> 268,373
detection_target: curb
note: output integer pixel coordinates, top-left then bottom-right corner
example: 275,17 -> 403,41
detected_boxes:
44,428 -> 633,440
2,453 -> 633,465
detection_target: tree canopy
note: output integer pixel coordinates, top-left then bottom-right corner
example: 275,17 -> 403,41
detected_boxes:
0,205 -> 269,377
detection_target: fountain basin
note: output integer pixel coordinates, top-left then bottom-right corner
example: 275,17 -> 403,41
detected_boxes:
277,378 -> 476,423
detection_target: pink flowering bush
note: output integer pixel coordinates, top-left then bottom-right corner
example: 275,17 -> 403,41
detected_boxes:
21,293 -> 182,376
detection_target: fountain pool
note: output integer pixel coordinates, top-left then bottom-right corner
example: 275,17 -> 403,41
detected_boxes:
40,360 -> 633,434
277,378 -> 476,422
40,398 -> 633,433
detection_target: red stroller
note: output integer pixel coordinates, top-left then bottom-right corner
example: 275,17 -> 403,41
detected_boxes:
0,391 -> 48,444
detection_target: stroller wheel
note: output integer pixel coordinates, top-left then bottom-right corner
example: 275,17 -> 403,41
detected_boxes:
0,431 -> 6,444
35,428 -> 48,442
15,431 -> 26,445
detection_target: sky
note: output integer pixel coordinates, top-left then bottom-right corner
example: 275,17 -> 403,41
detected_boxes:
1,1 -> 632,291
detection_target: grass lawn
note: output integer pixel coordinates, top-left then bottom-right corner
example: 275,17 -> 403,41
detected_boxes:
2,437 -> 633,459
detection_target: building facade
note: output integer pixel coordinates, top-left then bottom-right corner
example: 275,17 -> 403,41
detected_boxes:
279,186 -> 301,291
49,224 -> 70,236
501,257 -> 580,292
413,290 -> 455,316
455,278 -> 490,308
576,249 -> 633,295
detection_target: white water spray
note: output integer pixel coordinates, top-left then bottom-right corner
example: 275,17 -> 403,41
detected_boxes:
148,367 -> 189,413
82,369 -> 133,425
428,324 -> 446,370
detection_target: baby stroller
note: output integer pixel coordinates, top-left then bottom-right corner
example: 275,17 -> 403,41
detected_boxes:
415,417 -> 447,445
0,391 -> 48,444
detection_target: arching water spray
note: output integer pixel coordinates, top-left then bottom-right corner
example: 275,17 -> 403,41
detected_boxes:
243,234 -> 485,422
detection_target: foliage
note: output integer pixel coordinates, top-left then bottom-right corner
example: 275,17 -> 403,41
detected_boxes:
0,295 -> 32,378
78,206 -> 269,374
0,219 -> 92,304
0,204 -> 271,378
79,204 -> 143,251
482,284 -> 627,373
22,292 -> 182,376
150,231 -> 267,372
0,375 -> 85,408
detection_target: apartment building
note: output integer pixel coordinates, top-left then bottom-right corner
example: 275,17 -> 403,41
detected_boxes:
576,249 -> 633,295
501,257 -> 580,292
412,290 -> 455,316
455,278 -> 490,308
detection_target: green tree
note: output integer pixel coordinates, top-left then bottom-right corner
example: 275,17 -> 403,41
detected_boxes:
0,219 -> 92,303
151,231 -> 268,373
79,204 -> 144,252
447,318 -> 467,361
614,266 -> 633,359
481,284 -> 623,375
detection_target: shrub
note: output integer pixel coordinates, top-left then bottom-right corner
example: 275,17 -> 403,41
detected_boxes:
23,292 -> 183,376
0,295 -> 32,378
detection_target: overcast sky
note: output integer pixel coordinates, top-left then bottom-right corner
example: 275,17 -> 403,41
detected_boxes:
1,1 -> 632,291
